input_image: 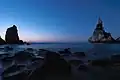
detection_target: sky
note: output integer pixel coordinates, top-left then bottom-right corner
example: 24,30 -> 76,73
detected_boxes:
0,0 -> 120,42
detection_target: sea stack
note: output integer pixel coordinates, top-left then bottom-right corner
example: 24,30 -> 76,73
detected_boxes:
5,25 -> 24,44
88,17 -> 115,43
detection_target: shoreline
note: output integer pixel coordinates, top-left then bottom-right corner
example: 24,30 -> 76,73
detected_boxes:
0,46 -> 120,80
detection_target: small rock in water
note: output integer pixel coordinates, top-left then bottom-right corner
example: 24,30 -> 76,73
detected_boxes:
58,48 -> 71,55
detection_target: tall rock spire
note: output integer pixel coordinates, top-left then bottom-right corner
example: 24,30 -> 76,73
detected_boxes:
98,17 -> 102,24
5,25 -> 24,44
88,17 -> 114,43
96,17 -> 104,30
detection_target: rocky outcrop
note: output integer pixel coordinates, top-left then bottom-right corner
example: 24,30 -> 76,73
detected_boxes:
28,51 -> 71,80
58,48 -> 71,56
78,65 -> 88,71
89,58 -> 111,67
116,37 -> 120,41
73,52 -> 86,58
0,36 -> 6,45
69,60 -> 84,66
14,51 -> 35,63
5,25 -> 24,44
88,18 -> 115,43
2,65 -> 27,80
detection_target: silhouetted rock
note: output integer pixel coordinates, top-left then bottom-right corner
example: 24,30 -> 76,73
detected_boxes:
90,58 -> 111,67
2,65 -> 27,80
0,36 -> 6,45
116,37 -> 120,41
28,51 -> 71,80
69,60 -> 84,66
24,42 -> 30,45
0,53 -> 10,59
78,65 -> 88,71
58,48 -> 71,56
31,57 -> 44,62
2,56 -> 13,62
18,40 -> 24,44
3,65 -> 25,74
3,72 -> 28,80
2,57 -> 14,70
5,25 -> 24,44
26,48 -> 34,51
14,51 -> 35,65
37,49 -> 52,57
73,52 -> 86,58
26,43 -> 30,45
111,55 -> 120,66
39,49 -> 49,52
88,18 -> 115,43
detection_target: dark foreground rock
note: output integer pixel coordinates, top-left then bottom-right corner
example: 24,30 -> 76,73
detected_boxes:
69,60 -> 84,66
58,48 -> 71,56
73,52 -> 86,58
26,48 -> 34,52
2,64 -> 27,80
3,72 -> 28,80
89,58 -> 111,67
78,65 -> 88,71
14,51 -> 35,65
110,54 -> 120,66
28,51 -> 71,80
5,25 -> 24,44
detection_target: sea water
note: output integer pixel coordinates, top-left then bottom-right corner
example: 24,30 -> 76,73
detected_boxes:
18,42 -> 120,59
0,42 -> 120,60
0,42 -> 120,80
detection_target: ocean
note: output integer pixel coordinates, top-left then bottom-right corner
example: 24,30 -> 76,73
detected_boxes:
1,42 -> 120,60
1,42 -> 120,80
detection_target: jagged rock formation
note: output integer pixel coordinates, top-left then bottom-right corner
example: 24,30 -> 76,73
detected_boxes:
116,37 -> 120,41
88,18 -> 115,43
0,36 -> 6,45
5,25 -> 24,44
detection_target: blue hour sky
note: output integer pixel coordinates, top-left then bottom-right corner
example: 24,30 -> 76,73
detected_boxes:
0,0 -> 120,42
